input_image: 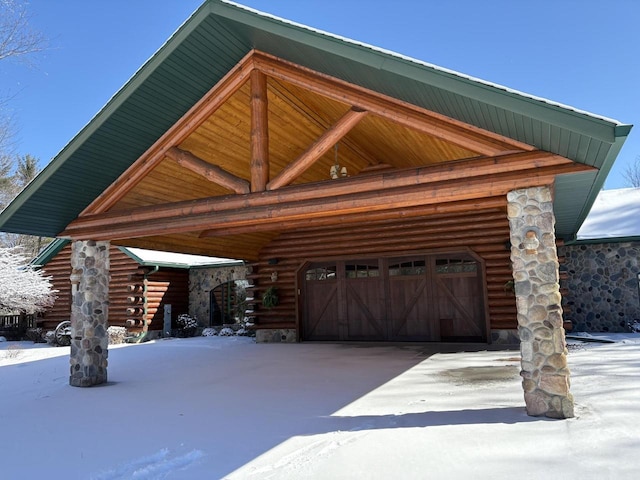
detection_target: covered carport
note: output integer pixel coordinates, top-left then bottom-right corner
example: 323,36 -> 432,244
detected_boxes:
0,1 -> 630,419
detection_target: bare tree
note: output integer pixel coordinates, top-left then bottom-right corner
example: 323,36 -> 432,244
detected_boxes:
0,1 -> 46,154
0,0 -> 46,63
622,156 -> 640,188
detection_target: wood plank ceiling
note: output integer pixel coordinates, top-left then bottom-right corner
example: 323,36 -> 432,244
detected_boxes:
62,50 -> 592,260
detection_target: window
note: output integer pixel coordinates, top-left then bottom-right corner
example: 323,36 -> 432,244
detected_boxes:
435,258 -> 477,274
389,259 -> 426,276
345,262 -> 379,279
305,265 -> 337,281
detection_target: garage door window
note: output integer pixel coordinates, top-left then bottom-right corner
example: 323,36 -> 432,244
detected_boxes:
435,258 -> 477,274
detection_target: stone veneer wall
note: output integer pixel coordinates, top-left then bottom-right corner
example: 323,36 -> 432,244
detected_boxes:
189,265 -> 248,326
560,241 -> 640,332
507,186 -> 573,418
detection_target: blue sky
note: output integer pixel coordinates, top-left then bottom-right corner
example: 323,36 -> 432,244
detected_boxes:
1,0 -> 638,189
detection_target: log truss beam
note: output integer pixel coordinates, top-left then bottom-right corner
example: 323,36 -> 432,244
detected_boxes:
61,151 -> 593,241
165,147 -> 250,194
81,50 -> 536,218
82,50 -> 257,215
252,51 -> 533,157
267,107 -> 368,190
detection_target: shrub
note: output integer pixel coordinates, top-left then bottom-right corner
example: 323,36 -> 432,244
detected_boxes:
107,326 -> 128,344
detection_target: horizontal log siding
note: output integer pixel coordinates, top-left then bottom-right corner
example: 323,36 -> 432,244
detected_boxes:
144,269 -> 189,330
39,246 -> 188,332
38,243 -> 73,330
248,209 -> 519,332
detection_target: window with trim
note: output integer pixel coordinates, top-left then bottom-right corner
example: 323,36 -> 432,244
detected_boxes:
305,266 -> 337,281
345,262 -> 379,279
389,259 -> 426,276
435,258 -> 477,274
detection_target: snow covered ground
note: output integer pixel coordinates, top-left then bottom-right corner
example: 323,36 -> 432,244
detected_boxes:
1,335 -> 639,479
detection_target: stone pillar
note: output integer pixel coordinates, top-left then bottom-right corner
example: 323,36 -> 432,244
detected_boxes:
69,240 -> 110,387
507,186 -> 574,419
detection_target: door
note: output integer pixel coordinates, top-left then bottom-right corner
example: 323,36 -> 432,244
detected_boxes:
301,252 -> 486,342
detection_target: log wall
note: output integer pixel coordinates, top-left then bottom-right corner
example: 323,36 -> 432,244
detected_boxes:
247,208 -> 519,332
39,244 -> 189,332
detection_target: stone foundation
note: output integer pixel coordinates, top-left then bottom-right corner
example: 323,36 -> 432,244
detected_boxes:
255,329 -> 297,343
507,186 -> 574,419
69,240 -> 110,387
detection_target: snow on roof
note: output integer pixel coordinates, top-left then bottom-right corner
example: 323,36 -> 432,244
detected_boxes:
123,247 -> 242,268
576,187 -> 640,241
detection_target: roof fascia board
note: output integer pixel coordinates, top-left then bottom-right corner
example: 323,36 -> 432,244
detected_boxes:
569,134 -> 629,239
30,238 -> 70,267
567,236 -> 640,246
211,0 -> 627,145
0,3 -> 213,232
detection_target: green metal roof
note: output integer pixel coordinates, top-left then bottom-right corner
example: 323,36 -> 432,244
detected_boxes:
0,0 -> 631,241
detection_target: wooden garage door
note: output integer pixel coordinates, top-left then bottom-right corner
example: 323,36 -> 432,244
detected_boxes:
302,253 -> 486,342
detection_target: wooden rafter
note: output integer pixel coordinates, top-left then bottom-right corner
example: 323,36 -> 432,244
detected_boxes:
252,51 -> 533,156
82,50 -> 257,215
267,79 -> 379,166
165,147 -> 250,194
250,69 -> 269,192
267,107 -> 368,190
61,151 -> 593,240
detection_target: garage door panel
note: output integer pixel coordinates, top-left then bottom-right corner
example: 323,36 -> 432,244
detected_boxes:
389,278 -> 439,341
302,253 -> 486,342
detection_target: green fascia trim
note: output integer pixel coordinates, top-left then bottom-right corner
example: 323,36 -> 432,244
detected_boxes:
212,0 -> 629,145
30,238 -> 69,267
189,261 -> 246,269
565,236 -> 640,246
0,4 -> 213,233
569,133 -> 630,240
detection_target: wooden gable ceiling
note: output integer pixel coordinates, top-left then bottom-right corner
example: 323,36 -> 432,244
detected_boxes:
63,51 -> 593,260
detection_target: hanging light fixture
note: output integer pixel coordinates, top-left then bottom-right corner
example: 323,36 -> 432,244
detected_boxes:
330,143 -> 347,179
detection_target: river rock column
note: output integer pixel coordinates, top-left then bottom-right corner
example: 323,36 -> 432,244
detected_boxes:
69,240 -> 110,387
507,186 -> 574,419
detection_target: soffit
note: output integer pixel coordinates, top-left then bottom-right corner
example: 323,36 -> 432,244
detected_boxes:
0,0 -> 630,244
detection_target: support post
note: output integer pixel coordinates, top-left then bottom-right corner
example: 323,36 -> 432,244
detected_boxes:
69,240 -> 110,387
250,69 -> 269,192
507,186 -> 574,418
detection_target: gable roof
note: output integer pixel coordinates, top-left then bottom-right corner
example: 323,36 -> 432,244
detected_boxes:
0,0 -> 631,241
576,187 -> 640,242
31,238 -> 241,269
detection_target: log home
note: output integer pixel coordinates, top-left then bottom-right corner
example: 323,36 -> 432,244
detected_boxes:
32,239 -> 236,333
0,1 -> 631,417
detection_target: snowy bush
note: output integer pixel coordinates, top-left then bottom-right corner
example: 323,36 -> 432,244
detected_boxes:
218,327 -> 234,337
25,328 -> 46,343
174,314 -> 198,338
107,326 -> 127,344
0,247 -> 57,313
177,314 -> 198,329
202,328 -> 218,337
629,321 -> 640,334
